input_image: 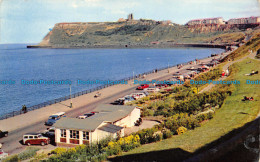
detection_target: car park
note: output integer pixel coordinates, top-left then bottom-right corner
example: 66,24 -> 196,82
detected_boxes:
45,112 -> 66,126
0,130 -> 8,138
23,133 -> 50,146
137,84 -> 149,90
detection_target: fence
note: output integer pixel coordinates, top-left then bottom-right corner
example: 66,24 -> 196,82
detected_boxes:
0,60 -> 193,120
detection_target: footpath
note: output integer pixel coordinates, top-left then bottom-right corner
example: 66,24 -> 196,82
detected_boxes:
199,50 -> 256,93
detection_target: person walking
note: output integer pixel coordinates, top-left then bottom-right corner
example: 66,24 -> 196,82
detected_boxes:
222,70 -> 225,78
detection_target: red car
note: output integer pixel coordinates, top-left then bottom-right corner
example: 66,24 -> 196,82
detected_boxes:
23,133 -> 50,146
137,84 -> 149,90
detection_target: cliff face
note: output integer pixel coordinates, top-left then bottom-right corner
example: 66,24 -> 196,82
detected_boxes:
38,22 -> 259,47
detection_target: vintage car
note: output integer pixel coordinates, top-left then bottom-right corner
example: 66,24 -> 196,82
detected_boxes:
77,112 -> 95,119
137,84 -> 149,90
45,112 -> 66,126
23,133 -> 50,146
0,130 -> 8,138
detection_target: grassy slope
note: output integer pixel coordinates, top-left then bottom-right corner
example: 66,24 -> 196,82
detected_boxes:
112,49 -> 260,161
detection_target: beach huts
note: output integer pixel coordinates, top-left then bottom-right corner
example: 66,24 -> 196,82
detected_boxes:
54,105 -> 140,146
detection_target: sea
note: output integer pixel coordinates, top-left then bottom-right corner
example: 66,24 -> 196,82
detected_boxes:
0,44 -> 225,116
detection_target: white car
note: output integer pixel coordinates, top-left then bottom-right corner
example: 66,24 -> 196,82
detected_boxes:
131,93 -> 146,99
143,87 -> 160,93
0,149 -> 8,160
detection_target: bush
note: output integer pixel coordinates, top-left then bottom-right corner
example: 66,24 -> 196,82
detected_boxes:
176,126 -> 187,135
162,130 -> 173,139
2,155 -> 19,162
134,128 -> 158,144
18,147 -> 40,160
51,147 -> 67,155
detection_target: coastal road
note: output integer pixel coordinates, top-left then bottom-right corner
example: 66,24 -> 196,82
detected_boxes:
0,53 -> 229,155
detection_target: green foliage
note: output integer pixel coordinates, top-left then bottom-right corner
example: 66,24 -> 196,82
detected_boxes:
162,130 -> 173,139
163,113 -> 200,134
2,155 -> 19,162
18,147 -> 40,160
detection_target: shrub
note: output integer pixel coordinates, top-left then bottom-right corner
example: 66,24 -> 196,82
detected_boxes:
2,155 -> 19,162
176,126 -> 187,135
162,130 -> 173,139
18,147 -> 40,160
51,147 -> 67,155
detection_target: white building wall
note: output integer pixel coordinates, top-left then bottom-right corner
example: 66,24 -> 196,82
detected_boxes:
66,129 -> 70,144
55,129 -> 61,143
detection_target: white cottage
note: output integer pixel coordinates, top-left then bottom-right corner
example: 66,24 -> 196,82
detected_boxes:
54,105 -> 141,146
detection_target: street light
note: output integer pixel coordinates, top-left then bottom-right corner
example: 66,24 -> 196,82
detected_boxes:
168,59 -> 170,73
70,84 -> 73,108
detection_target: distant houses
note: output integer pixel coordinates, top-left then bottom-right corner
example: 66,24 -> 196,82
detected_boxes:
186,16 -> 260,25
54,105 -> 141,146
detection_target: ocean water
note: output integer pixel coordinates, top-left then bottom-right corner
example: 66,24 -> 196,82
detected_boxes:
0,44 -> 224,115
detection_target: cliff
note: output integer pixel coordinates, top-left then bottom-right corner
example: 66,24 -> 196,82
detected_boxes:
33,20 -> 259,48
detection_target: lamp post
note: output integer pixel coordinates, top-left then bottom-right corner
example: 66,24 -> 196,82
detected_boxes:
70,84 -> 73,108
168,59 -> 170,73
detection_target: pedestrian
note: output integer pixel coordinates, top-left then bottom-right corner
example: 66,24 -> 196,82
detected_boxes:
225,69 -> 229,76
222,70 -> 225,78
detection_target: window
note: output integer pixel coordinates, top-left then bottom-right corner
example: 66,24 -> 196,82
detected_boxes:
70,130 -> 79,139
29,136 -> 33,139
61,129 -> 66,137
24,136 -> 28,139
83,131 -> 89,140
34,136 -> 38,139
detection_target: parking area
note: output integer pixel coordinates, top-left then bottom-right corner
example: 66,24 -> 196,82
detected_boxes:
124,120 -> 160,136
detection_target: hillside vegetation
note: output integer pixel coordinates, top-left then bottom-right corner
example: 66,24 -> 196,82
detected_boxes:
42,22 -> 259,47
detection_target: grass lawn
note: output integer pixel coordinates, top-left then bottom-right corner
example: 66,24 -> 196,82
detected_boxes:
110,57 -> 260,161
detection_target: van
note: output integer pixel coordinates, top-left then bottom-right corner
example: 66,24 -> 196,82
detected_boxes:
45,112 -> 65,126
23,133 -> 50,146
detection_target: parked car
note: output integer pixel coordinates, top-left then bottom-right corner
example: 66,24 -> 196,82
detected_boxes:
77,112 -> 95,119
0,149 -> 8,160
155,84 -> 168,89
140,91 -> 149,96
45,112 -> 66,126
44,127 -> 55,138
131,93 -> 146,100
137,84 -> 149,90
124,95 -> 135,104
114,98 -> 125,105
143,87 -> 160,93
23,133 -> 50,146
0,130 -> 8,138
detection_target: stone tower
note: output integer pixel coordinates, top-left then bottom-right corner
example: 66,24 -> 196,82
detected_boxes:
127,13 -> 133,21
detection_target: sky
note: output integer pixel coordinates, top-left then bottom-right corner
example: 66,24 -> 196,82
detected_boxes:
0,0 -> 259,44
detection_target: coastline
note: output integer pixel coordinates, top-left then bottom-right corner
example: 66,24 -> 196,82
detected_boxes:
27,43 -> 229,49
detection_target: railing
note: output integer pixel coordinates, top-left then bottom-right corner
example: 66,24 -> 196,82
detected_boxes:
0,60 -> 194,120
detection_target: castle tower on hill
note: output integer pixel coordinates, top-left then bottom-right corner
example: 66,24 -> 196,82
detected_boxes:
127,13 -> 134,21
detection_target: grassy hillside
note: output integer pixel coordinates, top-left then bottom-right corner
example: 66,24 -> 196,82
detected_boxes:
109,34 -> 260,161
110,57 -> 260,162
